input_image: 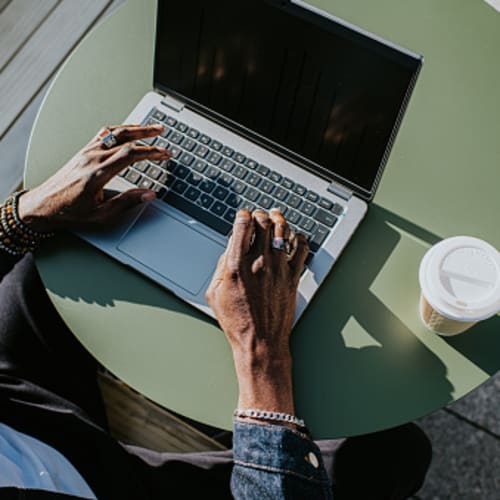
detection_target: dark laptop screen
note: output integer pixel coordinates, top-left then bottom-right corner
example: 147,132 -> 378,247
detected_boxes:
154,0 -> 421,198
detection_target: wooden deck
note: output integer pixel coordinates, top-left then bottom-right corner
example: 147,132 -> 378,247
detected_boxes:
0,0 -> 227,453
0,0 -> 117,199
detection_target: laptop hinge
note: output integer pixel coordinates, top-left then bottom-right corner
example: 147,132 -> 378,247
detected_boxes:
160,95 -> 185,112
327,180 -> 353,201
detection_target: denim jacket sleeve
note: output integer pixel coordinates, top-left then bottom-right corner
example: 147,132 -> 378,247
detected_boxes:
231,420 -> 333,499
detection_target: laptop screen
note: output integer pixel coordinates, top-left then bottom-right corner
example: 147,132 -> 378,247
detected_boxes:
154,0 -> 421,199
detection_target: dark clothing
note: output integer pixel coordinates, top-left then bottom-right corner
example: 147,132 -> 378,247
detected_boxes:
0,253 -> 431,499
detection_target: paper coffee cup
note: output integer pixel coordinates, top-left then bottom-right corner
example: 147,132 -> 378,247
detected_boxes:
418,236 -> 500,336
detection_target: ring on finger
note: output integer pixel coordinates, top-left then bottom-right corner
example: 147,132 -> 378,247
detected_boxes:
271,237 -> 291,254
98,128 -> 118,149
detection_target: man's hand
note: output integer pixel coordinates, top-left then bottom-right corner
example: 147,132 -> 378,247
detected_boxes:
18,124 -> 171,233
206,208 -> 309,416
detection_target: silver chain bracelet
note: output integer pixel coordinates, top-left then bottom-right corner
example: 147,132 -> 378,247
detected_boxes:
234,408 -> 305,428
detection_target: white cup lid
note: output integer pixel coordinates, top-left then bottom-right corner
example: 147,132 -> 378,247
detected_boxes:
419,236 -> 500,321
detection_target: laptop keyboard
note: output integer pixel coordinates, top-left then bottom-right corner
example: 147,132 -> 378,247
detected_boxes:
119,108 -> 345,255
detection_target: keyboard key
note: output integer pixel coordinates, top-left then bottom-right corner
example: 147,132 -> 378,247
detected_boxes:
155,138 -> 169,149
173,164 -> 189,179
205,166 -> 220,179
281,177 -> 294,189
151,183 -> 167,197
244,187 -> 259,201
145,117 -> 160,127
165,116 -> 177,127
226,193 -> 243,208
286,193 -> 302,209
220,159 -> 235,172
176,122 -> 188,133
134,160 -> 149,172
194,144 -> 209,158
224,208 -> 237,223
222,146 -> 234,157
179,152 -> 195,166
232,180 -> 247,194
258,194 -> 273,209
234,152 -> 246,164
146,165 -> 162,180
245,158 -> 258,169
199,179 -> 215,193
198,193 -> 214,209
299,201 -> 316,216
232,165 -> 247,179
125,170 -> 141,184
270,202 -> 287,215
246,173 -> 261,187
240,201 -> 255,212
210,140 -> 223,151
207,152 -> 222,165
157,171 -> 169,186
218,173 -> 233,187
199,134 -> 211,145
298,217 -> 316,233
185,186 -> 201,201
139,177 -> 154,189
306,191 -> 319,203
152,109 -> 166,121
211,201 -> 227,217
169,131 -> 184,144
286,209 -> 301,224
257,164 -> 270,176
260,180 -> 275,194
165,160 -> 178,173
213,186 -> 229,201
293,184 -> 306,196
269,171 -> 282,183
274,186 -> 288,201
181,138 -> 197,151
160,126 -> 172,138
163,192 -> 231,235
309,225 -> 329,253
319,197 -> 333,210
192,160 -> 207,173
172,179 -> 188,194
169,145 -> 182,158
314,209 -> 338,228
187,128 -> 199,139
332,203 -> 344,216
186,172 -> 203,186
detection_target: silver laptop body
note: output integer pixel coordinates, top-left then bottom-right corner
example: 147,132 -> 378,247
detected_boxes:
79,0 -> 422,323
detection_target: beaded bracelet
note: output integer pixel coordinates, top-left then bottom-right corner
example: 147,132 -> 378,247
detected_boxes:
0,191 -> 54,256
234,408 -> 306,429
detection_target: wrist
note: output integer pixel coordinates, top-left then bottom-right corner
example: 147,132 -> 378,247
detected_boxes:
17,189 -> 54,233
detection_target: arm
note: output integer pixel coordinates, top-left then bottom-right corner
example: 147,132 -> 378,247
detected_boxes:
206,210 -> 333,499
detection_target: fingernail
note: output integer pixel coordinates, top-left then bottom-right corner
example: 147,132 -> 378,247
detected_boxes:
152,124 -> 163,129
141,192 -> 156,202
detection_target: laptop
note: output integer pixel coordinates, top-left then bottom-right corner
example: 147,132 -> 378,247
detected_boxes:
79,0 -> 422,322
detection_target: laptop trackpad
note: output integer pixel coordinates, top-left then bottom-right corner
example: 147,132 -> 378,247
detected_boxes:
117,205 -> 225,295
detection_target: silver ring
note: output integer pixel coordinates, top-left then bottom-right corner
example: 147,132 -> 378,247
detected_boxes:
99,128 -> 118,149
272,237 -> 290,253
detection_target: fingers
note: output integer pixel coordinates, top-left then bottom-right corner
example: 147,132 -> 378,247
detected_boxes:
95,124 -> 164,146
100,143 -> 172,182
226,210 -> 254,273
289,233 -> 309,283
269,208 -> 291,257
91,188 -> 155,224
251,210 -> 272,258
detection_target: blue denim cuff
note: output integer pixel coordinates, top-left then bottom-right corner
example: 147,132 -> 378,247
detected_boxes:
233,420 -> 330,485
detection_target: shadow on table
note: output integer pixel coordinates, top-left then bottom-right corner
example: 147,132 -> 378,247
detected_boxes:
37,205 -> 498,437
292,204 -> 497,437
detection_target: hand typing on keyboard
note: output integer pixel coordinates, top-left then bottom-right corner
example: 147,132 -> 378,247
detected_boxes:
17,124 -> 171,233
206,208 -> 309,428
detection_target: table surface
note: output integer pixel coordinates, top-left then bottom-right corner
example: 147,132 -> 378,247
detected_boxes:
25,0 -> 500,439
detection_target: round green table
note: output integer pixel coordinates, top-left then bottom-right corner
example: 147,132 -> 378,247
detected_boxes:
25,0 -> 500,438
